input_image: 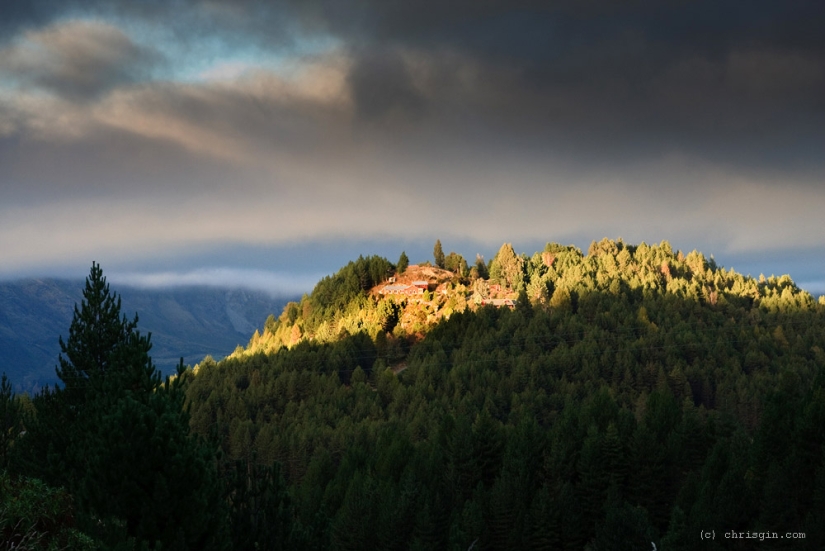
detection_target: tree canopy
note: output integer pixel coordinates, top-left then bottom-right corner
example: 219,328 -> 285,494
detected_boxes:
434,239 -> 446,269
178,239 -> 825,550
11,263 -> 229,550
4,242 -> 825,549
397,251 -> 409,274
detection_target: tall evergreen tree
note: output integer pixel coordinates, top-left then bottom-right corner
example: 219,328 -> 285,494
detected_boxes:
397,251 -> 410,274
434,240 -> 445,269
19,263 -> 229,550
489,243 -> 525,290
227,458 -> 296,551
0,373 -> 20,470
474,254 -> 489,280
56,262 -> 141,403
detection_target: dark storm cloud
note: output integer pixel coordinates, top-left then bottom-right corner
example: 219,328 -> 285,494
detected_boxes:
2,0 -> 822,174
294,0 -> 825,63
346,48 -> 425,121
6,0 -> 823,133
260,0 -> 825,170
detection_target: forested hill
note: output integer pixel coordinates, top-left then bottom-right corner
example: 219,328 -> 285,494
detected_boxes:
181,239 -> 825,549
230,239 -> 823,361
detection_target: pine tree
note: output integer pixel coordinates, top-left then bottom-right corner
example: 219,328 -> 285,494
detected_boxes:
21,263 -> 230,550
475,254 -> 489,279
444,252 -> 467,275
0,373 -> 20,469
330,471 -> 379,551
489,243 -> 525,290
227,458 -> 296,551
397,251 -> 410,274
434,240 -> 445,269
590,485 -> 656,551
56,261 -> 143,404
528,485 -> 561,550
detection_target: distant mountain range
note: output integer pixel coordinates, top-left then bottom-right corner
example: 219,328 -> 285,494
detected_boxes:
0,279 -> 294,393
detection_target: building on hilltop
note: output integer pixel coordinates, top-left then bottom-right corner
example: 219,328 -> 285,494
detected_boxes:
380,284 -> 424,296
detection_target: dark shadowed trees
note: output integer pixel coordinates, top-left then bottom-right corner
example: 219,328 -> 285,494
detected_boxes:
0,373 -> 20,470
17,263 -> 229,550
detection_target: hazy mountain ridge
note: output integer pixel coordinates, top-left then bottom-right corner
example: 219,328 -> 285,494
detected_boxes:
0,279 -> 295,392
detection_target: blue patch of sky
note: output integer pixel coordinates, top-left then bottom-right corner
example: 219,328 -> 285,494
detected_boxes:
0,7 -> 339,89
94,13 -> 341,84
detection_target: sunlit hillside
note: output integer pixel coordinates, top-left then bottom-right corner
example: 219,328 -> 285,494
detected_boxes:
227,239 -> 822,362
178,240 -> 825,549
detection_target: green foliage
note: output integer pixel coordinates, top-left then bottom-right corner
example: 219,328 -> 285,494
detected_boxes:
181,239 -> 825,550
489,243 -> 525,291
330,470 -> 380,551
0,374 -> 21,470
474,254 -> 489,280
444,252 -> 468,276
303,255 -> 393,330
240,252 -> 473,356
55,262 -> 145,405
14,264 -> 229,550
434,240 -> 445,269
378,299 -> 402,334
0,470 -> 96,550
397,251 -> 409,274
226,458 -> 297,551
82,363 -> 228,549
11,241 -> 822,549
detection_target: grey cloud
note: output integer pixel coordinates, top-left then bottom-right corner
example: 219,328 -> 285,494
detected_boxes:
347,49 -> 425,121
7,1 -> 823,61
399,4 -> 821,156
0,125 -> 247,204
0,58 -> 354,203
0,20 -> 162,100
276,0 -> 824,173
4,1 -> 822,155
1,0 -> 824,280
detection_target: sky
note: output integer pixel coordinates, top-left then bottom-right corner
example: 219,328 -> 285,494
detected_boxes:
1,1 -> 824,296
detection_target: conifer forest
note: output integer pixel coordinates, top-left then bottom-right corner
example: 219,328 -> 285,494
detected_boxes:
3,239 -> 825,550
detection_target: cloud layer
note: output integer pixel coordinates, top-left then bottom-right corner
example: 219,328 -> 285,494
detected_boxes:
0,1 -> 823,290
109,267 -> 323,296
